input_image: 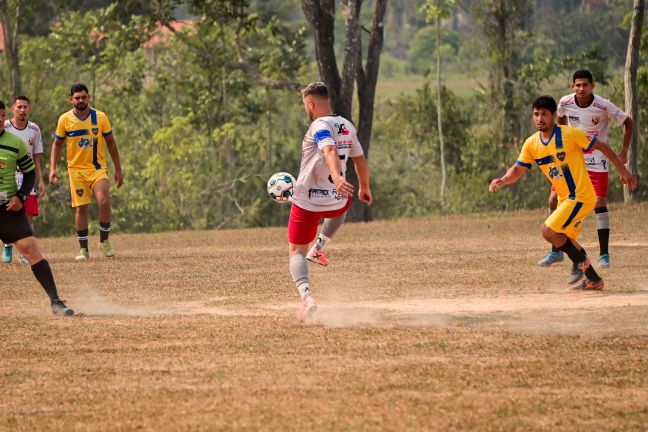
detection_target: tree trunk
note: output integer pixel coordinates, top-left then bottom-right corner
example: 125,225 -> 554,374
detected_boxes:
0,0 -> 22,97
435,13 -> 447,211
623,0 -> 644,203
301,0 -> 347,117
302,0 -> 388,222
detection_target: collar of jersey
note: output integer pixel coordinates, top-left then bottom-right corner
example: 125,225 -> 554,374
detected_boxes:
574,93 -> 595,109
72,109 -> 92,121
9,120 -> 27,131
540,124 -> 557,146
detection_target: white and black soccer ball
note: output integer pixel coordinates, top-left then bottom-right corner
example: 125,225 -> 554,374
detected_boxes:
267,172 -> 296,203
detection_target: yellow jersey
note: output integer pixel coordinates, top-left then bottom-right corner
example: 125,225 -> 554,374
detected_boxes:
517,124 -> 596,203
54,108 -> 113,172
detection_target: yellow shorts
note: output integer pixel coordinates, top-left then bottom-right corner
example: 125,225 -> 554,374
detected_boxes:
545,199 -> 594,241
68,169 -> 109,207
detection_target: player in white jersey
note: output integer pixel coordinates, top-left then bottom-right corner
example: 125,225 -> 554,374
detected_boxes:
288,82 -> 372,322
2,96 -> 46,265
538,70 -> 632,270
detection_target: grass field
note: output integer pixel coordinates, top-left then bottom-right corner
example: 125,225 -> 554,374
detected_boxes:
2,203 -> 648,431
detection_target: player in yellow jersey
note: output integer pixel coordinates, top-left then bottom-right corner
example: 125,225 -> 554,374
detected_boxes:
50,83 -> 123,261
489,96 -> 636,290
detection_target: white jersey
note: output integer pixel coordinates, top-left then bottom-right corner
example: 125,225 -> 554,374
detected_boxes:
4,120 -> 43,195
557,93 -> 627,173
291,115 -> 364,211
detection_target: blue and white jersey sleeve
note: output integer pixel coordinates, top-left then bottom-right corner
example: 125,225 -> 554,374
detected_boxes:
603,98 -> 628,124
311,119 -> 336,151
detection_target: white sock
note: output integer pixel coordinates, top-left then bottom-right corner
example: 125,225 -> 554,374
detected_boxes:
290,253 -> 311,299
314,234 -> 332,252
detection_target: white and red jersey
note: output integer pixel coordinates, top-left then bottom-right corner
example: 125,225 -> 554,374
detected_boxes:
291,115 -> 364,212
4,120 -> 43,195
557,93 -> 627,173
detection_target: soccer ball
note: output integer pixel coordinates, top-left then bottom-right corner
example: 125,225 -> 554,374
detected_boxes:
267,172 -> 296,203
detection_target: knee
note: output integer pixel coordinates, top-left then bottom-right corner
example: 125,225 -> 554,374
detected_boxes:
540,224 -> 554,242
16,238 -> 42,261
96,195 -> 111,207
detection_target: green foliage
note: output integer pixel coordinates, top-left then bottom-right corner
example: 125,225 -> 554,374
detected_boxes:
371,83 -> 471,218
408,26 -> 461,73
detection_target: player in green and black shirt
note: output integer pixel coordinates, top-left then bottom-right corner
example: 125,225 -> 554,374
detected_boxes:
0,99 -> 74,316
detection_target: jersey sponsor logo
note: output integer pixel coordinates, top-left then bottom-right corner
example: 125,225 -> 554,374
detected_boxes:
78,138 -> 92,149
569,115 -> 580,121
592,116 -> 600,125
556,151 -> 566,162
548,166 -> 562,180
76,188 -> 84,197
335,123 -> 350,136
308,188 -> 332,199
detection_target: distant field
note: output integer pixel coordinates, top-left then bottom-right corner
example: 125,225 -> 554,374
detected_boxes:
377,72 -> 484,99
2,203 -> 648,430
375,71 -> 621,101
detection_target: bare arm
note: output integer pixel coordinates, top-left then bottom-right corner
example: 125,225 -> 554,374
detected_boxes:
352,155 -> 372,205
49,138 -> 64,184
558,115 -> 568,125
32,153 -> 46,197
105,135 -> 123,188
591,138 -> 637,190
489,163 -> 528,192
619,116 -> 633,164
322,145 -> 353,197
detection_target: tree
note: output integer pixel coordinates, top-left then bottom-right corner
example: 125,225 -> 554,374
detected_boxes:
0,0 -> 22,96
623,0 -> 644,203
301,0 -> 388,222
423,0 -> 456,211
469,0 -> 531,144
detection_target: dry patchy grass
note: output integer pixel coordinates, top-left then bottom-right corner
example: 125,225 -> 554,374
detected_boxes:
2,203 -> 648,431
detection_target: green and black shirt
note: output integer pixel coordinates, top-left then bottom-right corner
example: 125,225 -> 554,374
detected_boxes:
0,130 -> 35,206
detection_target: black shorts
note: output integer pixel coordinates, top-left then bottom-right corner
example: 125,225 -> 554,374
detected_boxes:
0,206 -> 34,244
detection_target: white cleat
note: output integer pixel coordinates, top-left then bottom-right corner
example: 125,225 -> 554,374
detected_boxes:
297,295 -> 318,323
306,246 -> 329,266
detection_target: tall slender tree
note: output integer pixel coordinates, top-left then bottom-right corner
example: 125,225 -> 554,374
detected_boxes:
302,0 -> 388,221
424,0 -> 456,211
623,0 -> 644,203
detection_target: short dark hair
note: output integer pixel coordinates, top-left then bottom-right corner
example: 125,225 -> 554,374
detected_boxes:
13,95 -> 29,104
532,95 -> 557,114
572,69 -> 593,83
70,83 -> 89,96
301,82 -> 329,99
0,100 -> 4,110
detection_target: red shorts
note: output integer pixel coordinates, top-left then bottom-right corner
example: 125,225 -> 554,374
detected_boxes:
23,195 -> 39,217
549,171 -> 608,198
588,171 -> 608,198
288,198 -> 352,245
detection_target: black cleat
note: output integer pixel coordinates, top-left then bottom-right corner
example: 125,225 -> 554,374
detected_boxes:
51,299 -> 75,316
567,258 -> 588,285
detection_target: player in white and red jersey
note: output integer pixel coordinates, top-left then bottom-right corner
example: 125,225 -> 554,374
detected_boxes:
2,95 -> 46,265
288,82 -> 372,322
538,70 -> 632,270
